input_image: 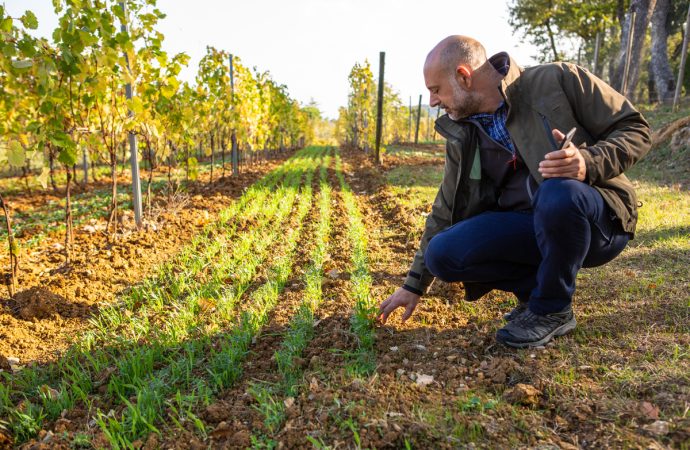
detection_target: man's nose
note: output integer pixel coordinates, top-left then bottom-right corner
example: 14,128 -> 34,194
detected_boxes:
429,94 -> 440,107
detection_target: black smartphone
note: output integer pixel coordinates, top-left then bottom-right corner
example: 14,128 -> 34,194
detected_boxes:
558,127 -> 577,150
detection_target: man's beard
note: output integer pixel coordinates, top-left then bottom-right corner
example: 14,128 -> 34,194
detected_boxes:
444,76 -> 482,120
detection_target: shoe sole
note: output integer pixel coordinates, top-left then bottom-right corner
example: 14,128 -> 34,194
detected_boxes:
497,317 -> 577,349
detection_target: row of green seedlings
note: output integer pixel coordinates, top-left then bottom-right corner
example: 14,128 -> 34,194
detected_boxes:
0,148 -> 324,445
94,150 -> 325,448
0,151 -> 303,443
335,153 -> 377,375
4,145 -> 293,403
1,149 -> 318,444
132,148 -> 329,446
248,149 -> 333,444
0,151 -> 292,400
85,156 -> 301,348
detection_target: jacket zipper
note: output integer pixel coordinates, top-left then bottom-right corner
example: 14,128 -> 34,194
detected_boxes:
538,112 -> 559,150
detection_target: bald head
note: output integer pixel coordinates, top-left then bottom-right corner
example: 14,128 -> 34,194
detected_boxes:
426,35 -> 487,75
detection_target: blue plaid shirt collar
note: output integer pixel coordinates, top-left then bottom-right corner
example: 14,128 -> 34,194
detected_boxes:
467,102 -> 514,152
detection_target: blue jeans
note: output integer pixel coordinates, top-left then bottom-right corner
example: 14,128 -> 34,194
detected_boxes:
424,178 -> 630,314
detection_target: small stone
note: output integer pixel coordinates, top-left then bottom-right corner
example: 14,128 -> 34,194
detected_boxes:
446,355 -> 458,362
327,269 -> 340,279
396,369 -> 405,376
389,346 -> 399,352
642,420 -> 670,436
529,353 -> 536,358
415,374 -> 434,386
534,345 -> 546,350
283,397 -> 295,409
413,344 -> 427,352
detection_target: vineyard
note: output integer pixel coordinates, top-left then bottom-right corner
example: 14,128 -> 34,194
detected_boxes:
1,0 -> 690,449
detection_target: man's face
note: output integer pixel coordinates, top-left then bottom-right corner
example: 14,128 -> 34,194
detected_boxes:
424,61 -> 482,121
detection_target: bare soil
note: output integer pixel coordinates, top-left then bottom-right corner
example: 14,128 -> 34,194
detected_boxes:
0,158 -> 287,365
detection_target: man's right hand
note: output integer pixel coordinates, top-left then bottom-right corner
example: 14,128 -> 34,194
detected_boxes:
377,287 -> 420,324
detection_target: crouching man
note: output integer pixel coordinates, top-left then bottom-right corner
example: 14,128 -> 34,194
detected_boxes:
377,35 -> 651,348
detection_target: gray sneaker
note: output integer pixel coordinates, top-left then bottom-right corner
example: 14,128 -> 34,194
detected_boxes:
496,307 -> 576,348
503,302 -> 528,321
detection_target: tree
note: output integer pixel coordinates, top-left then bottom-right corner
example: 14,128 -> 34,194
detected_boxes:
650,0 -> 676,102
346,60 -> 375,150
611,0 -> 658,97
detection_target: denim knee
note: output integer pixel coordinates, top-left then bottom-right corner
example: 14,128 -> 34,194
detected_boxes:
533,178 -> 589,221
424,233 -> 451,281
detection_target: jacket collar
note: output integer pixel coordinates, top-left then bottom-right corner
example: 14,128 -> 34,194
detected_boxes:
495,52 -> 523,101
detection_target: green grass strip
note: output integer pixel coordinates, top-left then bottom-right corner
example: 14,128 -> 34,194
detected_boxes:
334,150 -> 376,375
96,148 -> 326,447
274,150 -> 333,395
0,153 -> 297,408
0,149 -> 323,445
247,150 -> 333,443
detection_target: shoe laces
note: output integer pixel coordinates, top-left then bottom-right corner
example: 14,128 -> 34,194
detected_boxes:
515,309 -> 557,326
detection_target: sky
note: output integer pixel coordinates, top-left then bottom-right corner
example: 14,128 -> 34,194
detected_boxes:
6,0 -> 540,119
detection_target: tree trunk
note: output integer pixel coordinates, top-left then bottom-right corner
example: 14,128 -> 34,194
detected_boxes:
221,131 -> 226,179
64,164 -> 74,264
145,140 -> 154,215
48,145 -> 58,193
545,17 -> 559,61
648,60 -> 659,102
209,132 -> 214,184
0,193 -> 18,299
185,146 -> 190,183
612,0 -> 658,97
106,150 -> 118,235
650,0 -> 675,103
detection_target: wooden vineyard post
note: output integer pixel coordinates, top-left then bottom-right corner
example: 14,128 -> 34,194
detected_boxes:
673,3 -> 690,111
414,94 -> 422,144
621,10 -> 636,98
119,1 -> 143,228
229,54 -> 239,176
374,51 -> 385,165
408,96 -> 412,143
433,106 -> 441,140
593,32 -> 602,77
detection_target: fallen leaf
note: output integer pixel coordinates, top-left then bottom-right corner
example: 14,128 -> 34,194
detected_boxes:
639,401 -> 660,420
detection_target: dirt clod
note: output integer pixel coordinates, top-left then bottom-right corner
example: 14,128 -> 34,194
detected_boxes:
0,355 -> 10,372
12,287 -> 64,320
503,383 -> 541,407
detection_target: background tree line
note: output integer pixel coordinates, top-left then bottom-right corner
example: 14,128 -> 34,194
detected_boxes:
509,0 -> 690,103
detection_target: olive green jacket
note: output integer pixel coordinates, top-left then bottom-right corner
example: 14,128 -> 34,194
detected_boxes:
404,56 -> 651,298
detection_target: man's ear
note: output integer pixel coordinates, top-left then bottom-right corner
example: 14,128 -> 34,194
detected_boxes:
455,65 -> 473,89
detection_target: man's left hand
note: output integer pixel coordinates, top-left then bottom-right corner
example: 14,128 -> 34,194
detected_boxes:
539,129 -> 587,181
